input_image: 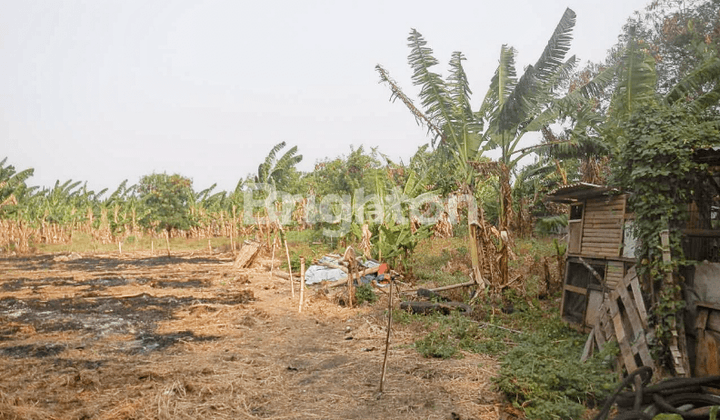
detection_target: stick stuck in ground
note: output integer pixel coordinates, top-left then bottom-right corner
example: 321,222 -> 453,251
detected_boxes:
378,279 -> 393,396
299,257 -> 305,313
284,234 -> 294,298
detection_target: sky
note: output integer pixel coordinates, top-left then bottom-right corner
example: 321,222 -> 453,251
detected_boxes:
1,0 -> 650,194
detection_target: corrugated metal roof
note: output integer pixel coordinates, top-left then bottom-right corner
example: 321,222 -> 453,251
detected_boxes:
545,182 -> 620,203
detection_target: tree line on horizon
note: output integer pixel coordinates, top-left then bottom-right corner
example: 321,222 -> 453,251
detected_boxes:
0,0 -> 719,260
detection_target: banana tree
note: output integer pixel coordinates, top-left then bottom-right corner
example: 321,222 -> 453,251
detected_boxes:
376,8 -> 582,287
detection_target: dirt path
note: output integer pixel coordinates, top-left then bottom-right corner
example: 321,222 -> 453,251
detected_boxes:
0,252 -> 502,419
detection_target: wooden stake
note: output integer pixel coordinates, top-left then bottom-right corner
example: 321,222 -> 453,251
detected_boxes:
348,263 -> 355,308
208,239 -> 212,254
299,257 -> 305,313
118,240 -> 122,254
270,233 -> 277,279
151,240 -> 154,254
379,279 -> 393,395
283,231 -> 295,298
231,205 -> 236,255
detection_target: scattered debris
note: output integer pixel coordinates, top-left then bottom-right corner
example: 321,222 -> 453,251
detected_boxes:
582,268 -> 654,373
234,240 -> 262,269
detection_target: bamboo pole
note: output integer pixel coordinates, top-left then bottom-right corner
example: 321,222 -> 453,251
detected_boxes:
299,257 -> 305,313
379,279 -> 393,395
231,205 -> 236,254
283,230 -> 295,298
270,232 -> 277,279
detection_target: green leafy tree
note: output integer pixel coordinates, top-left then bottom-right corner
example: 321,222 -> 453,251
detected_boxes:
377,8 -> 583,287
255,141 -> 303,191
137,173 -> 194,255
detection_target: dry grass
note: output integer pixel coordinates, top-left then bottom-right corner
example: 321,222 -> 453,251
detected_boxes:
0,251 -> 505,419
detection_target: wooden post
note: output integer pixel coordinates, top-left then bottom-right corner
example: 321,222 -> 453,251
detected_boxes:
270,232 -> 277,279
299,257 -> 305,313
660,229 -> 691,377
348,263 -> 355,308
208,239 -> 212,254
118,240 -> 122,254
164,230 -> 171,257
283,231 -> 295,298
151,240 -> 154,254
379,279 -> 393,395
231,205 -> 236,254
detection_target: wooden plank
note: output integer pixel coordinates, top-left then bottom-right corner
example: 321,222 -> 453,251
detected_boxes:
581,244 -> 622,251
564,284 -> 588,295
582,232 -> 623,239
585,202 -> 625,209
586,199 -> 624,207
569,221 -> 582,254
585,289 -> 604,327
581,247 -> 620,256
696,308 -> 710,330
608,295 -> 638,372
628,276 -> 648,329
616,281 -> 644,338
595,319 -> 607,350
582,223 -> 623,229
706,311 -> 720,333
630,333 -> 654,367
581,328 -> 595,362
582,229 -> 623,237
584,211 -> 625,219
581,241 -> 621,248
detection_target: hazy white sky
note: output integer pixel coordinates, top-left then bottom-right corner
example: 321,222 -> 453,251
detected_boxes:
2,0 -> 650,193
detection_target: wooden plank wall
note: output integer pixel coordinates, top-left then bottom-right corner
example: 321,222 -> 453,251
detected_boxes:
605,261 -> 624,290
581,196 -> 625,257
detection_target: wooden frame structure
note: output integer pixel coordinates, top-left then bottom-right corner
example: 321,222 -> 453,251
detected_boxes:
546,183 -> 636,332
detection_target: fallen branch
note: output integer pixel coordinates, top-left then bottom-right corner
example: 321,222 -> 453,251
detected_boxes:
402,280 -> 476,294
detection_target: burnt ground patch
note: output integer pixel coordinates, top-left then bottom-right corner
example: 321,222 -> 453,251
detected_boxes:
0,290 -> 254,337
150,279 -> 208,289
0,325 -> 19,341
78,277 -> 129,290
130,330 -> 220,354
52,358 -> 105,370
0,254 -> 226,273
0,343 -> 66,358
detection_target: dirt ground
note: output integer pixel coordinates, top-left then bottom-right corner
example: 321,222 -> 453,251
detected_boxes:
0,251 -> 504,420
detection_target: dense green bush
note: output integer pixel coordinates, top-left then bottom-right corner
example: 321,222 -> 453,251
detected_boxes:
494,321 -> 618,420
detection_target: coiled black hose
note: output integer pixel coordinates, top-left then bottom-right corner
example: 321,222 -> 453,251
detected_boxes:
593,369 -> 720,420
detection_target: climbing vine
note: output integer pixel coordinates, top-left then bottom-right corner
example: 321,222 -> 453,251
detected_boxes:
613,101 -> 718,364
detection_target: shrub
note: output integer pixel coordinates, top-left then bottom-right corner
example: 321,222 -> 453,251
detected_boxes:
354,284 -> 377,305
494,320 -> 618,420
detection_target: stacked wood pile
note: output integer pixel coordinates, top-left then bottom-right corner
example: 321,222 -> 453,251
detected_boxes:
582,268 -> 654,373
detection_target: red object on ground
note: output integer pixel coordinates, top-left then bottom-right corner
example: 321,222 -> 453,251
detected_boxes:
378,263 -> 388,275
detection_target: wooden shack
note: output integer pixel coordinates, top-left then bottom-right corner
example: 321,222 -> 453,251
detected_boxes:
546,183 -> 635,331
547,148 -> 720,375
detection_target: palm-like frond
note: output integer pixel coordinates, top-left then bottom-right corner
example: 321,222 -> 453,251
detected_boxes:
376,64 -> 443,140
610,33 -> 658,119
448,51 -> 483,163
665,54 -> 720,106
497,8 -> 576,132
407,29 -> 458,146
256,142 -> 302,188
257,141 -> 287,184
480,45 -> 517,120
